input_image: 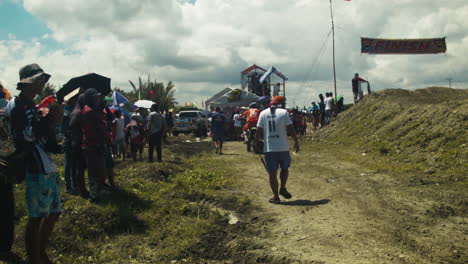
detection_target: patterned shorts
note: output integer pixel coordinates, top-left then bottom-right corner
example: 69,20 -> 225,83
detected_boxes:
25,173 -> 62,218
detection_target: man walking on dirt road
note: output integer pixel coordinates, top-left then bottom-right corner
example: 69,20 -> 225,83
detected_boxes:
256,96 -> 299,204
211,107 -> 226,155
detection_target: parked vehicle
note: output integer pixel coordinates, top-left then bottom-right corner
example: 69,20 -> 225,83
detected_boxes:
173,111 -> 208,136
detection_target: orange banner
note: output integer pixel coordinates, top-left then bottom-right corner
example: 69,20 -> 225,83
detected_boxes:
361,37 -> 446,54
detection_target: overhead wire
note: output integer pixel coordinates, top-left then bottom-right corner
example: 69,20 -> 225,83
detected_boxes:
293,28 -> 332,108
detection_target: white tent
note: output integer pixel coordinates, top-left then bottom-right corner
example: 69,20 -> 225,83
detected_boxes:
205,87 -> 259,110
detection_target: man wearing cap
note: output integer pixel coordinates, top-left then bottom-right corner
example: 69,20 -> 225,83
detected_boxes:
255,96 -> 299,204
80,88 -> 108,202
9,63 -> 62,264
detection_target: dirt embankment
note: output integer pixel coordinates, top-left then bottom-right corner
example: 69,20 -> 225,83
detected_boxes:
318,87 -> 468,181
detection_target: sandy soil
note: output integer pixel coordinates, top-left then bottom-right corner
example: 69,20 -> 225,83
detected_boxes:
215,139 -> 466,264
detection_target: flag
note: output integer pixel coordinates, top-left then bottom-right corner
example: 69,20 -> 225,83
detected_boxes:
112,91 -> 130,106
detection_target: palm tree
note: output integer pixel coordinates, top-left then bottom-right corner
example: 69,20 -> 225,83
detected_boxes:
128,76 -> 177,111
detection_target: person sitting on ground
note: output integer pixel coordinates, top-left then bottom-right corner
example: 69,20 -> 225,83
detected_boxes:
255,96 -> 299,204
352,73 -> 368,104
126,114 -> 145,161
9,63 -> 62,264
147,104 -> 166,163
239,102 -> 261,134
210,107 -> 226,155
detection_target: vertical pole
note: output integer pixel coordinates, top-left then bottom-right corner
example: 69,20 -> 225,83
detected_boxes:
283,79 -> 286,98
330,0 -> 337,100
446,78 -> 452,88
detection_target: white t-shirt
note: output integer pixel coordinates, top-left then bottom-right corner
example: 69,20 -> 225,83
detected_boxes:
233,114 -> 242,127
257,108 -> 292,153
325,97 -> 333,111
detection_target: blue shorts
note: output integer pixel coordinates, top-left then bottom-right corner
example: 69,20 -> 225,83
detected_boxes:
25,173 -> 62,218
265,151 -> 291,172
212,132 -> 224,142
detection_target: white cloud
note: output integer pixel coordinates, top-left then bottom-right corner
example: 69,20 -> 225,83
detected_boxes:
0,0 -> 466,106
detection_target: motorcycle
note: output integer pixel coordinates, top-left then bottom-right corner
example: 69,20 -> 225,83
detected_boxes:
245,127 -> 263,154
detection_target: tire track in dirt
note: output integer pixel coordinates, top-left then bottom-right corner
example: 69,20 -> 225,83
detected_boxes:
215,140 -> 465,264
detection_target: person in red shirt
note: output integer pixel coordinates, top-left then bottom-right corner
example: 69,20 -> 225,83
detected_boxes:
80,88 -> 108,202
239,103 -> 261,133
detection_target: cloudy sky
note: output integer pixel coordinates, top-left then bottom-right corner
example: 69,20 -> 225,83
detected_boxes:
1,0 -> 467,106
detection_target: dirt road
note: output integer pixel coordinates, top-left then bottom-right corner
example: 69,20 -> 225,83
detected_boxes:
214,139 -> 466,264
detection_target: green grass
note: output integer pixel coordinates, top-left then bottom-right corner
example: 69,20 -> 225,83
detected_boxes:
9,139 -> 261,263
315,87 -> 468,183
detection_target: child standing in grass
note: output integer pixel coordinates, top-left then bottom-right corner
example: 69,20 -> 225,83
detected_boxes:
126,115 -> 145,161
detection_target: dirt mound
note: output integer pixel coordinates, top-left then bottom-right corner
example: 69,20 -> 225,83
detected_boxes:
317,87 -> 468,181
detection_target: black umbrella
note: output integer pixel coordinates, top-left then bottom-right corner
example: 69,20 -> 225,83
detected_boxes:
56,73 -> 111,103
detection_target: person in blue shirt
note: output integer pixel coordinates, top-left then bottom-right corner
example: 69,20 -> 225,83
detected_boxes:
210,107 -> 226,155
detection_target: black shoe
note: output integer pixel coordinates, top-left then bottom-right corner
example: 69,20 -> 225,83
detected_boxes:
279,188 -> 292,199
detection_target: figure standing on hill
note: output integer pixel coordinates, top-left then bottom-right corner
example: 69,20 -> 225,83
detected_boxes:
318,94 -> 325,127
324,92 -> 334,125
309,102 -> 320,130
147,104 -> 166,163
256,96 -> 299,204
352,73 -> 368,103
211,107 -> 226,155
9,64 -> 63,264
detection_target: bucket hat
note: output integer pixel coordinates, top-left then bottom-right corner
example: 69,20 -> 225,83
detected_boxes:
17,63 -> 51,90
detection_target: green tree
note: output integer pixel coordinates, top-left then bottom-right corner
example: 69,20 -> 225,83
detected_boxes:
128,76 -> 177,111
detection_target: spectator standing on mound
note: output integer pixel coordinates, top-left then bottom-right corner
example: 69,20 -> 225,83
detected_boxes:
324,92 -> 334,125
352,73 -> 368,103
256,96 -> 299,204
10,63 -> 63,264
147,104 -> 166,162
318,94 -> 325,127
211,107 -> 226,155
309,102 -> 320,130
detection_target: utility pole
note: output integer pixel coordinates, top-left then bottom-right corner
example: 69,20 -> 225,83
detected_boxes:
446,78 -> 452,88
329,0 -> 337,100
